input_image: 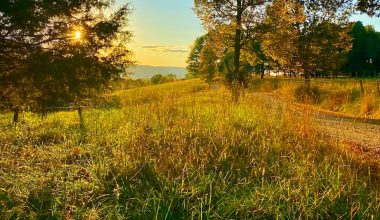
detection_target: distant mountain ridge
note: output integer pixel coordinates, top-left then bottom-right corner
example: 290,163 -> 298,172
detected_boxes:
127,65 -> 186,79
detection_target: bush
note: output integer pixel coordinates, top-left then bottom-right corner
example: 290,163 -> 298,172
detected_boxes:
94,95 -> 121,109
150,74 -> 177,85
294,84 -> 323,104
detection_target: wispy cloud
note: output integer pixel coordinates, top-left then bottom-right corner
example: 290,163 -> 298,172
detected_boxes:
142,45 -> 189,53
142,46 -> 167,49
162,49 -> 189,53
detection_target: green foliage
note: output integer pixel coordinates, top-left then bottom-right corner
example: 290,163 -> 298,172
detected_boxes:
0,0 -> 134,116
199,38 -> 218,85
244,40 -> 268,78
261,0 -> 352,79
109,78 -> 150,91
186,35 -> 206,78
357,0 -> 380,16
219,51 -> 253,86
150,74 -> 164,85
186,34 -> 218,85
150,74 -> 177,85
343,22 -> 380,77
194,0 -> 272,100
192,0 -> 360,100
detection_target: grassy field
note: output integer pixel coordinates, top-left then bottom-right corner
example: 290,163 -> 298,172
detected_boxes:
251,78 -> 380,119
1,80 -> 380,219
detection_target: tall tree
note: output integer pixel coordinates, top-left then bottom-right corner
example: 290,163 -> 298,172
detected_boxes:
187,34 -> 219,85
261,0 -> 352,79
343,22 -> 380,77
298,0 -> 352,80
199,37 -> 219,86
194,0 -> 270,101
311,22 -> 352,77
0,0 -> 133,123
243,40 -> 268,79
186,35 -> 206,79
261,0 -> 304,76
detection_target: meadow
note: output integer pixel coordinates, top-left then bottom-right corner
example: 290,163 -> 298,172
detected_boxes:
1,79 -> 380,219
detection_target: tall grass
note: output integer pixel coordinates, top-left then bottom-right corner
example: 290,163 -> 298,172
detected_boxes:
251,78 -> 380,118
1,80 -> 379,219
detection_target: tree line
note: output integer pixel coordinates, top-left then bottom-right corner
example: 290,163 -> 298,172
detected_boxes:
344,21 -> 380,77
188,0 -> 380,101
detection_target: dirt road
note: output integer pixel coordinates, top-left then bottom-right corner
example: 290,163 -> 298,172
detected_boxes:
315,115 -> 380,148
257,93 -> 380,149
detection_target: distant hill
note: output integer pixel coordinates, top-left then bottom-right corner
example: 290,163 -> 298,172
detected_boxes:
127,65 -> 186,79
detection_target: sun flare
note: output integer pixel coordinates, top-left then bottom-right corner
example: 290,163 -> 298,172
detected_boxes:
74,30 -> 82,40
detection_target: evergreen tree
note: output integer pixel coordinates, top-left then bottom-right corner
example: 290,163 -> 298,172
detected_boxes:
186,35 -> 206,78
343,22 -> 380,77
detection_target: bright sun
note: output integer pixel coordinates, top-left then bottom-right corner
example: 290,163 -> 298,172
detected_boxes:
74,31 -> 82,40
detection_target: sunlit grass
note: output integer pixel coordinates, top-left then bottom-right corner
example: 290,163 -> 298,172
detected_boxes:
251,78 -> 380,118
1,80 -> 380,219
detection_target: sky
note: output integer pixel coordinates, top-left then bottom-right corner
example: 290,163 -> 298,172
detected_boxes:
115,0 -> 203,67
115,0 -> 380,67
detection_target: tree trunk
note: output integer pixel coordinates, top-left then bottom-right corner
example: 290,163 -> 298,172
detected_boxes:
13,107 -> 19,125
304,70 -> 311,84
241,82 -> 246,98
78,106 -> 82,119
40,107 -> 47,121
232,0 -> 242,102
260,66 -> 265,79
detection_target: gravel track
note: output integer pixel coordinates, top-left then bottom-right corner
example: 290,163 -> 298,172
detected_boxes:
256,93 -> 380,149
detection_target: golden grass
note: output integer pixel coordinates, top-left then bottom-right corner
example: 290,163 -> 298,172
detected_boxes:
0,80 -> 380,219
251,78 -> 380,118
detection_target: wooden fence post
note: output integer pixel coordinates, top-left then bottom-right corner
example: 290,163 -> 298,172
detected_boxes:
360,80 -> 364,94
13,107 -> 19,125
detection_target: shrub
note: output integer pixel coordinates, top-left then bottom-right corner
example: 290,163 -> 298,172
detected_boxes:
294,84 -> 323,104
150,74 -> 177,85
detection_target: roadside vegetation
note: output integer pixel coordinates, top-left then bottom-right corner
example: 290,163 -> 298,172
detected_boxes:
251,78 -> 380,119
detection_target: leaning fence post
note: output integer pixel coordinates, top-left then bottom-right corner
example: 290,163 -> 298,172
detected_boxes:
360,80 -> 364,94
77,105 -> 82,118
13,107 -> 19,125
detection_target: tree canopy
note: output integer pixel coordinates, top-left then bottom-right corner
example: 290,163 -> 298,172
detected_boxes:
343,22 -> 380,77
194,0 -> 271,101
0,0 -> 133,122
193,0 -> 360,100
357,0 -> 380,16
